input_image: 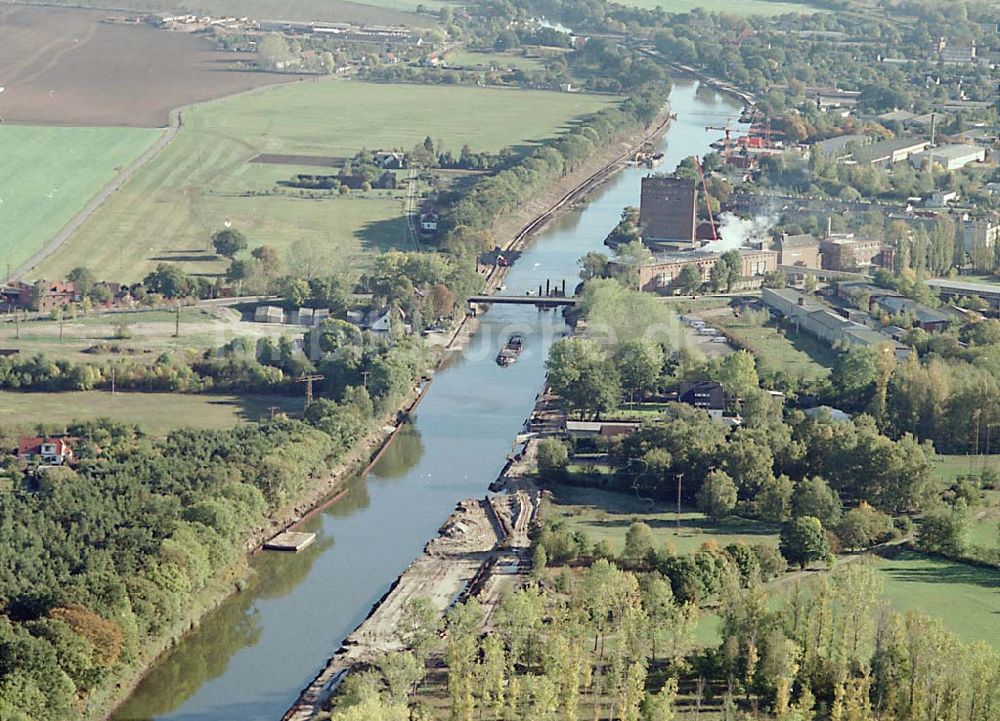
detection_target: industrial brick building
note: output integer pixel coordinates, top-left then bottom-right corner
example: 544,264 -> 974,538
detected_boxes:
638,176 -> 697,248
636,247 -> 778,293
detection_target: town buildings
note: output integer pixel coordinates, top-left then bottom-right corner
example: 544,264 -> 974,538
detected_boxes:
678,381 -> 725,418
635,247 -> 778,293
962,218 -> 1000,253
909,144 -> 987,171
820,234 -> 888,272
851,137 -> 929,166
761,287 -> 911,358
775,233 -> 821,268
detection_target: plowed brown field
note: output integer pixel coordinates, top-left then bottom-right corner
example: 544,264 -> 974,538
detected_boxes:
0,5 -> 307,127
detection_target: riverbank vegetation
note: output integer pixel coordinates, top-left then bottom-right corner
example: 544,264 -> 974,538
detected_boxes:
0,419 -> 334,721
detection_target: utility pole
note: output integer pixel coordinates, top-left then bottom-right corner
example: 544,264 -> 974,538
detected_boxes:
174,304 -> 180,338
361,369 -> 371,389
295,374 -> 325,410
268,405 -> 281,421
675,472 -> 684,531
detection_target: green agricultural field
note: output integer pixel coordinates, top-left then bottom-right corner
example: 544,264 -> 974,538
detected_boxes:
0,390 -> 302,435
37,80 -> 613,282
0,125 -> 160,273
544,484 -> 781,555
0,306 -> 298,362
932,453 -> 999,483
874,552 -> 1000,649
619,0 -> 824,14
719,319 -> 836,381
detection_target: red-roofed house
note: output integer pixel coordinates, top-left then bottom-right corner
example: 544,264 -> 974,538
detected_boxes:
18,437 -> 74,466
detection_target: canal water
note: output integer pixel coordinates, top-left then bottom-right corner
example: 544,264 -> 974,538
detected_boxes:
111,79 -> 743,721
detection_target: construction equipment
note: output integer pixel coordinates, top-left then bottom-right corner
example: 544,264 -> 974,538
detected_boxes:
705,123 -> 753,153
693,155 -> 718,242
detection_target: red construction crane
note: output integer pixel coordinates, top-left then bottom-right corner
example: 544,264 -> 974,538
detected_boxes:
693,155 -> 718,242
705,124 -> 753,153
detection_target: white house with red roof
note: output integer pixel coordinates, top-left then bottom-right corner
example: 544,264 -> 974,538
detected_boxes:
18,437 -> 74,466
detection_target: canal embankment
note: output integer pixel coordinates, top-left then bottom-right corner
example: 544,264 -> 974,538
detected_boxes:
106,79 -> 744,721
281,486 -> 539,721
98,101 -> 671,721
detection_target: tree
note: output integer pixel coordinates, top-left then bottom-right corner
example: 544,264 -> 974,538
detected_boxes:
755,474 -> 793,523
226,259 -> 252,284
396,598 -> 440,665
623,521 -> 655,561
580,251 -> 609,281
378,651 -> 422,703
645,677 -> 678,721
327,696 -> 408,721
792,476 -> 841,527
710,250 -> 742,292
257,33 -> 291,70
282,278 -> 310,306
696,469 -> 738,520
836,502 -> 892,550
143,263 -> 191,298
616,339 -> 663,403
67,267 -> 96,297
251,245 -> 281,278
640,574 -> 675,661
612,241 -> 653,289
707,350 -> 759,402
212,229 -> 247,259
677,263 -> 702,294
535,438 -> 569,480
722,433 -> 774,500
779,516 -> 830,569
916,502 -> 969,556
546,337 -> 621,418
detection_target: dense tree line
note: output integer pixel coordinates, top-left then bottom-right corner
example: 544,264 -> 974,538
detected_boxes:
0,320 -> 429,410
824,338 -> 1000,455
324,559 -> 999,720
0,414 -> 371,720
434,86 -> 668,257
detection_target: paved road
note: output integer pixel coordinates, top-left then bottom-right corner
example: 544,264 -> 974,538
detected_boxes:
11,107 -> 183,281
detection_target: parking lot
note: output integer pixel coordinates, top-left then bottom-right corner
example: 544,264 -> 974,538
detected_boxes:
680,310 -> 736,358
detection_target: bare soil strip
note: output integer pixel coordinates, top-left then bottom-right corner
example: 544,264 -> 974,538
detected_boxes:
251,153 -> 348,167
280,488 -> 540,721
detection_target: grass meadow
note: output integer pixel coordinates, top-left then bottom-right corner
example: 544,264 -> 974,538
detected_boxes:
874,552 -> 1000,649
717,317 -> 836,381
543,484 -> 782,555
36,80 -> 614,282
0,306 -> 297,362
0,390 -> 302,435
0,125 -> 160,273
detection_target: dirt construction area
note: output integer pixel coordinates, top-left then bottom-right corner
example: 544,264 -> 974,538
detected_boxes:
282,489 -> 540,721
0,5 -> 306,127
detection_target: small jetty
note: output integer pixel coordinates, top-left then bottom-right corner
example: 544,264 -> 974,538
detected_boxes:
495,333 -> 524,367
264,531 -> 317,552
